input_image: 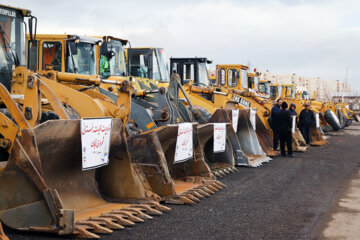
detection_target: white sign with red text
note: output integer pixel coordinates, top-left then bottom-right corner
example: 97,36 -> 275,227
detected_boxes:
81,118 -> 112,171
174,123 -> 193,163
292,116 -> 296,133
214,123 -> 226,153
315,113 -> 320,128
250,109 -> 257,131
232,109 -> 239,133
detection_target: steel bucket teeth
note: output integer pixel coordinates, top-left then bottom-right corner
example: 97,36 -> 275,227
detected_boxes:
149,203 -> 171,212
88,217 -> 124,230
74,225 -> 100,239
180,195 -> 196,204
111,210 -> 145,222
185,193 -> 201,203
117,208 -> 153,220
188,190 -> 205,199
215,181 -> 227,188
194,188 -> 211,197
206,184 -> 219,192
130,204 -> 163,215
76,220 -> 113,234
202,186 -> 215,195
101,213 -> 136,226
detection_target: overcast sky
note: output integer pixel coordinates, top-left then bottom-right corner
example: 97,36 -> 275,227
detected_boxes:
7,0 -> 360,90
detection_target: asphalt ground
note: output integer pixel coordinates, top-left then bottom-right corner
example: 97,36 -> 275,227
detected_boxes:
5,123 -> 360,240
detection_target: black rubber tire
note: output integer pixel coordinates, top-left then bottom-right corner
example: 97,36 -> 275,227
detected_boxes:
194,105 -> 212,122
324,110 -> 341,131
339,112 -> 347,129
345,119 -> 352,127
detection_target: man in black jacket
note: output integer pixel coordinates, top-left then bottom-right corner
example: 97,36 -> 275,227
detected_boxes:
299,103 -> 315,146
270,99 -> 282,150
278,102 -> 294,157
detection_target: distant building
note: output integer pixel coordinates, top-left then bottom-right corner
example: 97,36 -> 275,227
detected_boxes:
258,71 -> 351,101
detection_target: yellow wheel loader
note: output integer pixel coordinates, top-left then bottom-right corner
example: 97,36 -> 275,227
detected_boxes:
25,34 -> 224,205
127,49 -> 270,167
125,47 -> 250,172
0,11 -> 169,237
169,58 -> 273,165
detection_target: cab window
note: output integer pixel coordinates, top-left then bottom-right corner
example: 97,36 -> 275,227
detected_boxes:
28,40 -> 37,71
220,68 -> 226,86
42,41 -> 62,71
227,69 -> 237,87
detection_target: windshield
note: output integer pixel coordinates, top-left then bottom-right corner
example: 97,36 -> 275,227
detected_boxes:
0,9 -> 26,66
198,62 -> 209,86
240,69 -> 248,89
66,41 -> 96,75
153,48 -> 169,82
102,39 -> 126,77
302,91 -> 309,100
0,8 -> 25,90
278,86 -> 282,98
253,77 -> 259,91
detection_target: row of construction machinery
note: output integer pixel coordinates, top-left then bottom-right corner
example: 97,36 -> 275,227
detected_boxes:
0,3 -> 354,240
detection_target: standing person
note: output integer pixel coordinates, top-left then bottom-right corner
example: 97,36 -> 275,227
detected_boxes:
270,99 -> 282,150
289,103 -> 297,116
278,102 -> 294,157
299,103 -> 315,146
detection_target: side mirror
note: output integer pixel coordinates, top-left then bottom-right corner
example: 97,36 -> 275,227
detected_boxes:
69,42 -> 77,55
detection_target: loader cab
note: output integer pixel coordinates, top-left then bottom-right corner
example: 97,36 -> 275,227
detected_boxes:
27,34 -> 101,75
0,5 -> 32,90
99,36 -> 127,79
248,72 -> 260,92
127,47 -> 170,82
284,84 -> 296,99
170,57 -> 211,86
259,80 -> 271,96
215,64 -> 249,91
270,84 -> 282,100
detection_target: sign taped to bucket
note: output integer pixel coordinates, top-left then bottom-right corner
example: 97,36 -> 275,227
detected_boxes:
81,117 -> 112,171
214,123 -> 226,153
315,113 -> 320,128
174,123 -> 193,163
292,116 -> 296,133
250,109 -> 257,131
232,109 -> 239,132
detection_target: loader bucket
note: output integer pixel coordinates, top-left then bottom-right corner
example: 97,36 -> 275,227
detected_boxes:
254,114 -> 279,157
208,109 -> 272,166
292,128 -> 308,152
0,119 -> 168,239
128,124 -> 226,205
310,126 -> 328,146
197,123 -> 244,176
233,110 -> 272,167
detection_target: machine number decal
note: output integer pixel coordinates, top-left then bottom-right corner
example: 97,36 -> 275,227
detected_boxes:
232,95 -> 251,108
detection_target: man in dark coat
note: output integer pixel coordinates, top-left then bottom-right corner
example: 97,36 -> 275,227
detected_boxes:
299,103 -> 315,146
270,99 -> 282,150
278,102 -> 294,157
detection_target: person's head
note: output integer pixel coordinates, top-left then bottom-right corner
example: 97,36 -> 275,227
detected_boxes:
281,101 -> 288,109
304,103 -> 310,110
290,103 -> 296,111
276,99 -> 283,107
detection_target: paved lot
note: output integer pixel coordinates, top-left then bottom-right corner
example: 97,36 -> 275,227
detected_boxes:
5,123 -> 360,240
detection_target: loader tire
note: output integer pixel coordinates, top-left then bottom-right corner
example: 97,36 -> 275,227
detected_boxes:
345,119 -> 352,127
40,111 -> 59,123
324,110 -> 341,131
194,105 -> 212,122
339,112 -> 347,129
